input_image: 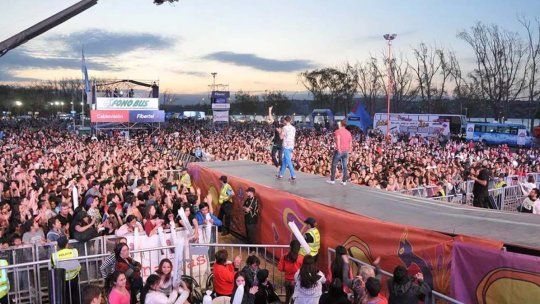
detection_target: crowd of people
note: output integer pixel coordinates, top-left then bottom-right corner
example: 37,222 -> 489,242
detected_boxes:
0,116 -> 539,249
0,115 -> 539,303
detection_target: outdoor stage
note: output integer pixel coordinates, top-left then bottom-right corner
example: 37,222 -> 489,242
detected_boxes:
188,160 -> 540,301
195,160 -> 540,249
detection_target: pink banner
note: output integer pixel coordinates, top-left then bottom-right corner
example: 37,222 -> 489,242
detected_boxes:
451,242 -> 540,303
90,110 -> 129,122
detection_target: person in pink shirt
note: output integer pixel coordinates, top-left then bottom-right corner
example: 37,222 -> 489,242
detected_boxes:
327,120 -> 353,185
108,271 -> 131,304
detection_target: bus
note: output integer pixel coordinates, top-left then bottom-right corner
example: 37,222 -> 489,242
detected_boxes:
373,113 -> 466,137
465,122 -> 534,147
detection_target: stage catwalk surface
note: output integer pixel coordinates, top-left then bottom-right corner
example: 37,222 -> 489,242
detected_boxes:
199,160 -> 540,249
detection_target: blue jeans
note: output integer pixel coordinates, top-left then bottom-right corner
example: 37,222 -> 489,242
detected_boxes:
279,148 -> 296,178
330,151 -> 349,182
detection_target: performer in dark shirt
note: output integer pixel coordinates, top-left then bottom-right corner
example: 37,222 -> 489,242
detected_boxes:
471,161 -> 490,209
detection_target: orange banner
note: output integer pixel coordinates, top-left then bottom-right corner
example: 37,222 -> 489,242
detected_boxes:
189,163 -> 502,295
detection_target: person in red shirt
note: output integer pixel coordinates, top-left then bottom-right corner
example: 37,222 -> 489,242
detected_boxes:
277,240 -> 304,304
327,120 -> 353,185
213,249 -> 241,297
143,205 -> 163,237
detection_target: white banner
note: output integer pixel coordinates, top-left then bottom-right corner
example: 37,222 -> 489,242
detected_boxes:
466,123 -> 475,140
96,97 -> 159,110
213,110 -> 229,122
517,129 -> 527,146
125,228 -> 211,281
373,114 -> 450,137
212,103 -> 231,110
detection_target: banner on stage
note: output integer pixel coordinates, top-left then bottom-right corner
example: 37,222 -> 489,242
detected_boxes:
129,110 -> 165,123
451,242 -> 540,303
90,110 -> 129,122
96,97 -> 159,110
189,163 -> 505,297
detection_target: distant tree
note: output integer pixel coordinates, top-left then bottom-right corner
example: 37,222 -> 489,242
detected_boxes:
299,69 -> 333,109
355,57 -> 383,115
379,53 -> 417,112
520,17 -> 540,129
458,22 -> 527,120
409,43 -> 453,112
262,90 -> 291,115
233,90 -> 260,115
300,66 -> 357,114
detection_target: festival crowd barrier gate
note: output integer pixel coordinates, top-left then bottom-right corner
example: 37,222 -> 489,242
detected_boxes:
0,238 -> 290,303
399,183 -> 532,213
189,162 -> 540,303
0,226 -> 217,304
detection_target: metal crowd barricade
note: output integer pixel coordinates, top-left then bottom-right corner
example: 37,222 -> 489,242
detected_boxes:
156,144 -> 199,167
327,248 -> 463,304
187,243 -> 289,296
0,234 -> 285,303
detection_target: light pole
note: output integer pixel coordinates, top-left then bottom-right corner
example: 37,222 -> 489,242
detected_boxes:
14,101 -> 22,116
211,72 -> 217,91
383,33 -> 397,139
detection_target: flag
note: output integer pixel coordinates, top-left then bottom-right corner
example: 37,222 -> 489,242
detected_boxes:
81,49 -> 90,94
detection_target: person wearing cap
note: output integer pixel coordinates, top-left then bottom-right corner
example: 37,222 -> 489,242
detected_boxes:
218,175 -> 235,236
180,167 -> 192,189
300,217 -> 320,261
51,235 -> 82,303
242,187 -> 259,251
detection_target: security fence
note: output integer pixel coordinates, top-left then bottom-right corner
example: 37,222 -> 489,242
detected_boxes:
398,174 -> 540,213
155,144 -> 199,166
0,226 -> 217,304
327,248 -> 463,304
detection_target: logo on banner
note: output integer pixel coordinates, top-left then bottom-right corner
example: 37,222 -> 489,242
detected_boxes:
90,110 -> 129,122
397,230 -> 434,290
129,110 -> 165,123
96,98 -> 159,110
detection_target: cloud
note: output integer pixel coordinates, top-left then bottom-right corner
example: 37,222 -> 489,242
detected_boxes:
202,51 -> 316,72
175,70 -> 208,78
0,69 -> 37,82
53,29 -> 177,56
1,49 -> 114,71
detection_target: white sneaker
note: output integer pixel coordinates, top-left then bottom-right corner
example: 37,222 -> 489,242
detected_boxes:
326,180 -> 335,185
341,181 -> 347,185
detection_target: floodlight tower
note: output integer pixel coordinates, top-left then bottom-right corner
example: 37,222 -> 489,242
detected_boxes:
383,33 -> 397,139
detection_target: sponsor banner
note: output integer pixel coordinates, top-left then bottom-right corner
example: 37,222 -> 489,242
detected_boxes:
96,97 -> 159,110
188,163 -> 503,296
374,114 -> 450,137
90,110 -> 129,122
213,110 -> 229,122
129,110 -> 165,123
517,129 -> 527,146
212,103 -> 231,110
211,90 -> 230,103
466,123 -> 475,140
451,242 -> 540,303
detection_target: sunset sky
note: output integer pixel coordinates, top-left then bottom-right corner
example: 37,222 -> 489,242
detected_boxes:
1,0 -> 539,96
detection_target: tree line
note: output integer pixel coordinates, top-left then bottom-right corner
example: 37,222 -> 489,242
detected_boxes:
299,20 -> 540,120
1,20 -> 539,120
